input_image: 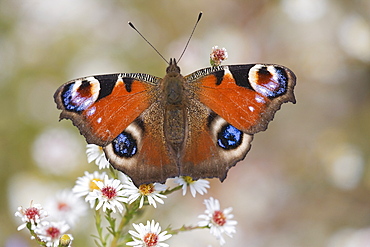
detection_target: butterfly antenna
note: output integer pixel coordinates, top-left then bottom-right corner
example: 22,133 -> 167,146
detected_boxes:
128,21 -> 169,64
177,11 -> 203,63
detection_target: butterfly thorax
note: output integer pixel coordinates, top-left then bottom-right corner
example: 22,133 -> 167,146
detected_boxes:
163,58 -> 183,104
162,58 -> 186,153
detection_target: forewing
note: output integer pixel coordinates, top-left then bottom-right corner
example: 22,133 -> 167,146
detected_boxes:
185,64 -> 296,134
54,73 -> 160,146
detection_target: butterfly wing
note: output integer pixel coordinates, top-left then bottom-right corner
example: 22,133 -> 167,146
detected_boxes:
188,64 -> 296,133
103,100 -> 180,185
179,101 -> 254,181
54,73 -> 179,185
54,73 -> 160,145
180,64 -> 296,181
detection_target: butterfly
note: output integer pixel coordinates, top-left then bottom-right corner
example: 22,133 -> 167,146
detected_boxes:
54,56 -> 296,186
54,12 -> 295,186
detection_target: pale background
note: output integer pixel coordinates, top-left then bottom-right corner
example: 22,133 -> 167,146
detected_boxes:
1,0 -> 370,246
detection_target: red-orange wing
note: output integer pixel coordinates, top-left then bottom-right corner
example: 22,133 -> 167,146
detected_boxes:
54,73 -> 159,146
186,64 -> 296,134
54,73 -> 180,185
178,64 -> 296,181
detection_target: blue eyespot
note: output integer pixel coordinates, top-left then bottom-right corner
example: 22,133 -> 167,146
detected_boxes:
217,124 -> 243,150
271,68 -> 288,97
62,82 -> 94,112
112,132 -> 137,158
62,84 -> 79,111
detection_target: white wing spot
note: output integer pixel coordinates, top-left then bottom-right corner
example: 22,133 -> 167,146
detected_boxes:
224,66 -> 232,77
116,74 -> 124,86
86,106 -> 96,116
255,95 -> 265,104
267,65 -> 279,82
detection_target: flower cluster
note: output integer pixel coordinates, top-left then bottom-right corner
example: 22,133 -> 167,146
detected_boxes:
78,145 -> 211,211
35,221 -> 72,247
16,47 -> 239,246
15,202 -> 73,247
16,139 -> 237,246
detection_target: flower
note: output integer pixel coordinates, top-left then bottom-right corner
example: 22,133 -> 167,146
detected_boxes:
32,128 -> 83,174
174,176 -> 210,197
210,46 -> 228,66
15,202 -> 48,231
198,197 -> 237,245
85,175 -> 127,213
122,177 -> 167,208
72,171 -> 107,197
45,189 -> 87,226
127,220 -> 172,247
59,234 -> 73,246
34,221 -> 70,247
86,144 -> 110,169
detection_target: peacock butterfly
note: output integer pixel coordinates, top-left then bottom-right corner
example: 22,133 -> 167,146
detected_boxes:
54,16 -> 296,186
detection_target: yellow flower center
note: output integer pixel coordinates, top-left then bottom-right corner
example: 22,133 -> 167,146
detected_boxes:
59,234 -> 72,246
183,176 -> 194,184
89,178 -> 102,191
139,184 -> 155,195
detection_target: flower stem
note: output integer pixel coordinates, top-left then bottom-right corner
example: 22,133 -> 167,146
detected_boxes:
166,225 -> 208,235
108,166 -> 118,180
94,205 -> 107,247
110,201 -> 140,247
27,223 -> 47,247
162,185 -> 182,195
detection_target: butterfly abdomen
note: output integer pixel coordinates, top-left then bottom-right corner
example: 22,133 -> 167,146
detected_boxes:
164,107 -> 186,153
162,61 -> 187,153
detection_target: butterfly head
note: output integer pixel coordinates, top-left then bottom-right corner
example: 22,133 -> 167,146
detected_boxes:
166,58 -> 181,75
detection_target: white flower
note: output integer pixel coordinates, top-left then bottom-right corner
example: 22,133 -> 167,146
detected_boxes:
85,175 -> 127,213
127,220 -> 172,247
122,177 -> 167,208
86,144 -> 110,169
198,197 -> 237,245
45,189 -> 87,226
34,221 -> 70,247
15,202 -> 48,231
72,171 -> 106,198
174,176 -> 210,197
32,128 -> 82,174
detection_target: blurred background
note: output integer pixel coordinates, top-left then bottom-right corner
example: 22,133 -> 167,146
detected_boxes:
1,0 -> 370,246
